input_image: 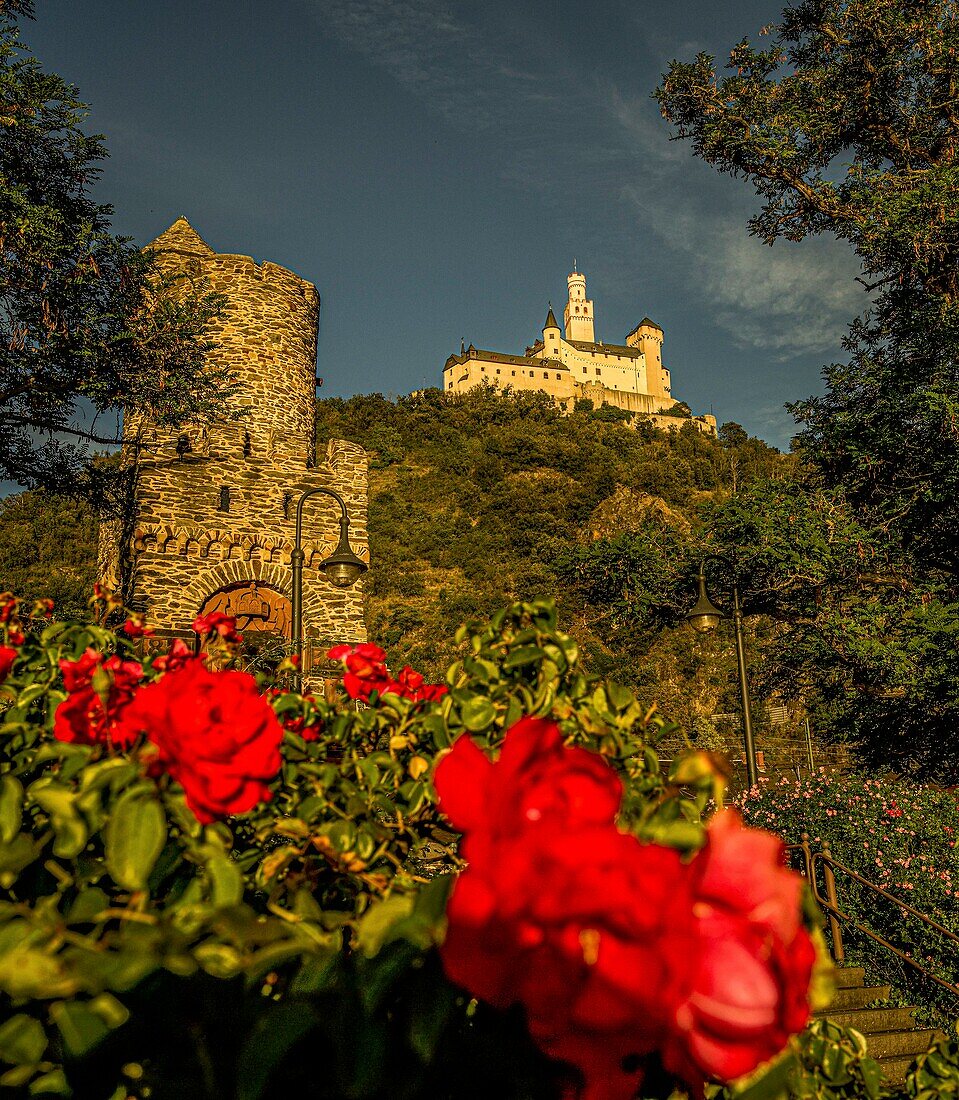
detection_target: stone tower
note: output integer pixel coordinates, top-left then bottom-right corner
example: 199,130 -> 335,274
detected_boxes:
104,218 -> 367,666
626,318 -> 670,402
563,266 -> 595,343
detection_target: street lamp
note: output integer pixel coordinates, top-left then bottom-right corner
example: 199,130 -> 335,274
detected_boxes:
291,486 -> 367,687
686,557 -> 759,790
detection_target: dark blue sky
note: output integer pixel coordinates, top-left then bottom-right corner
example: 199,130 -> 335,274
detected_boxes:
28,0 -> 866,450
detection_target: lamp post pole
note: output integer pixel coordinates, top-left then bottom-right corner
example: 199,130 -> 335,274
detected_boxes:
290,486 -> 367,691
687,558 -> 759,790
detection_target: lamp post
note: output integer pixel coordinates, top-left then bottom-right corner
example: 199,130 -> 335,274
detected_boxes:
686,557 -> 759,790
291,486 -> 367,688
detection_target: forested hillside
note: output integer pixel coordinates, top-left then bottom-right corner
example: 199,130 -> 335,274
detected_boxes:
0,388 -> 785,726
315,388 -> 789,729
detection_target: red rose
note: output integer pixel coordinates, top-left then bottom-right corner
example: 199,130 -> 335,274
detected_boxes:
124,616 -> 153,638
151,638 -> 197,673
270,690 -> 323,742
0,593 -> 18,624
662,811 -> 815,1086
435,726 -> 815,1098
326,644 -> 447,703
191,611 -> 241,644
435,719 -> 698,1100
0,645 -> 17,683
54,649 -> 143,748
394,665 -> 448,702
116,660 -> 283,823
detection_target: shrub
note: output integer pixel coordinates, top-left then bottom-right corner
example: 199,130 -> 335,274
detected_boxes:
738,771 -> 959,1027
0,590 -> 952,1098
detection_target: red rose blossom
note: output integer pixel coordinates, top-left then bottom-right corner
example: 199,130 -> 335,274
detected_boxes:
326,643 -> 447,703
0,645 -> 17,683
151,638 -> 197,673
116,660 -> 283,823
435,719 -> 698,1100
191,611 -> 242,644
662,810 -> 815,1086
0,593 -> 18,624
434,723 -> 815,1099
123,616 -> 153,638
54,649 -> 143,748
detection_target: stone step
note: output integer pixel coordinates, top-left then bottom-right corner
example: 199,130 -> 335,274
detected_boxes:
864,1029 -> 937,1061
833,966 -> 866,989
820,1006 -> 916,1033
876,1054 -> 922,1085
819,984 -> 891,1012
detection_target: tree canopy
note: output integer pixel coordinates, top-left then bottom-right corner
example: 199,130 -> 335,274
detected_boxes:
656,0 -> 959,576
0,4 -> 230,498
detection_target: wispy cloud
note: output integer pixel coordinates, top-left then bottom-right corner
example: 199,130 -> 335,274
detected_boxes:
304,0 -> 864,360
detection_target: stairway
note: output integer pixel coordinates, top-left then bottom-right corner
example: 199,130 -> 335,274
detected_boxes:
816,966 -> 941,1083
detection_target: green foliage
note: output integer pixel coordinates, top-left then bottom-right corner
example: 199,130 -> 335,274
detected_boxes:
0,5 -> 232,497
655,0 -> 959,578
739,771 -> 959,1028
0,596 -> 722,1097
0,491 -> 97,619
315,388 -> 784,687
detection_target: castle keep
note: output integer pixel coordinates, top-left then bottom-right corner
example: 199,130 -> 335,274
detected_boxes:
444,268 -> 716,434
103,218 -> 367,662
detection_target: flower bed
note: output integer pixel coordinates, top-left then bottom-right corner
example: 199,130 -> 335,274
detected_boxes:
0,590 -> 955,1097
738,771 -> 959,1027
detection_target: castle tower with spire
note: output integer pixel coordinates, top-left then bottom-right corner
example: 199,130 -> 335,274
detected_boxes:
101,218 -> 368,666
563,266 -> 594,343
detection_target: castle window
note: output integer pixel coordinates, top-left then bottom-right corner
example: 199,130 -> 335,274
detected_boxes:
219,486 -> 231,513
243,432 -> 252,457
176,434 -> 191,459
496,368 -> 501,375
555,373 -> 561,379
595,368 -> 601,375
511,370 -> 516,376
543,372 -> 549,379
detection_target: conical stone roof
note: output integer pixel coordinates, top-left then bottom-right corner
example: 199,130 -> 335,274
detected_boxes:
147,217 -> 215,256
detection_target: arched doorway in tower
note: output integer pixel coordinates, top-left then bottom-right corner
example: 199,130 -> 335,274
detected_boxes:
198,581 -> 292,635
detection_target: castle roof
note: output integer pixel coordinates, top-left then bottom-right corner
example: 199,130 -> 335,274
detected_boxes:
445,347 -> 569,371
543,306 -> 560,330
568,339 -> 642,358
147,217 -> 215,256
627,317 -> 663,336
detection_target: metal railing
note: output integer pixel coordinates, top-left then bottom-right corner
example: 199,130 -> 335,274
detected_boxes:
786,832 -> 959,1004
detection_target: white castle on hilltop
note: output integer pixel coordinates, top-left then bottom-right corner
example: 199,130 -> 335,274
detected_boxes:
443,267 -> 716,434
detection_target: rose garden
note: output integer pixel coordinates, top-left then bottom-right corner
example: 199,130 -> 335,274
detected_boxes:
1,590 -> 957,1098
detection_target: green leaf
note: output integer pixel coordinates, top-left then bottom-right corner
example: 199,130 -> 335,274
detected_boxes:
502,645 -> 544,668
0,1014 -> 46,1066
459,696 -> 495,731
29,1068 -> 70,1095
50,1000 -> 110,1057
206,855 -> 244,907
237,1003 -> 318,1100
356,894 -> 415,958
105,788 -> 166,891
28,780 -> 89,858
0,777 -> 23,845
